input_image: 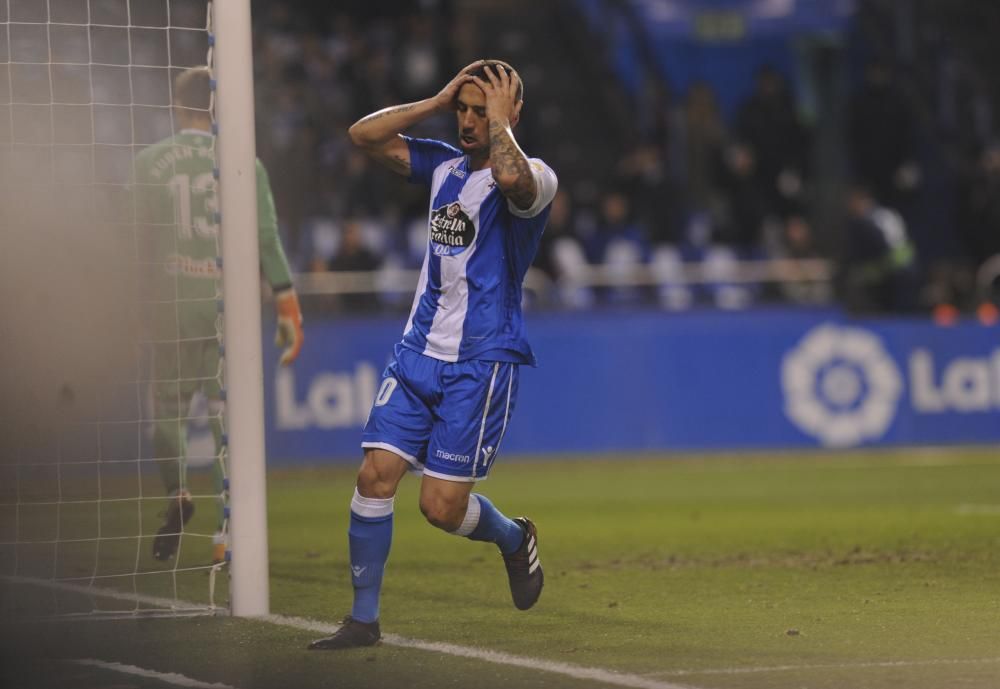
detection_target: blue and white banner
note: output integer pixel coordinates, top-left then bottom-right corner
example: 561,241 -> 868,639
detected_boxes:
263,310 -> 1000,464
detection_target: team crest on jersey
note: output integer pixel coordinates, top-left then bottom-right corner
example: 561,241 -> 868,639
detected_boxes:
430,202 -> 475,256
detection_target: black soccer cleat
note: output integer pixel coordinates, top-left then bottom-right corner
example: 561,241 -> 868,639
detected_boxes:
502,517 -> 543,610
308,616 -> 381,650
152,491 -> 195,561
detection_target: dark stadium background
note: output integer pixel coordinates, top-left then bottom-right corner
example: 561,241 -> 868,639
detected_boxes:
239,0 -> 1000,460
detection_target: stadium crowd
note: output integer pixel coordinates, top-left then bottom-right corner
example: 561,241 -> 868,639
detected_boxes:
250,0 -> 1000,316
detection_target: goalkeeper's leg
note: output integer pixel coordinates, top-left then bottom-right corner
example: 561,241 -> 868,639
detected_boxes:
151,384 -> 195,561
150,339 -> 198,562
152,382 -> 187,497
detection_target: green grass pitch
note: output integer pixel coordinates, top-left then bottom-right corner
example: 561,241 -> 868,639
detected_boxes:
3,448 -> 1000,688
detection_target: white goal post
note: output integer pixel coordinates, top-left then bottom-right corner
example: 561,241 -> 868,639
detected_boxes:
211,0 -> 270,618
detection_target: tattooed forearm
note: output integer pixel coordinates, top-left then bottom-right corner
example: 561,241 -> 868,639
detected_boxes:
361,103 -> 417,125
349,100 -> 436,147
488,120 -> 536,209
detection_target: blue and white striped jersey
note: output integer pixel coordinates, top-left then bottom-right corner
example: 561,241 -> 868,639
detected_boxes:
400,136 -> 558,366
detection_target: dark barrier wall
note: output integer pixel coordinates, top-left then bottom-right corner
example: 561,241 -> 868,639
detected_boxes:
261,309 -> 1000,463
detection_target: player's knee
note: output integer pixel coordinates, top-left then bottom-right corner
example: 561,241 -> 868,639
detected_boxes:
355,462 -> 397,499
418,494 -> 465,532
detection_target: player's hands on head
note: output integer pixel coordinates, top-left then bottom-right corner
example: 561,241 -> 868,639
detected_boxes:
468,63 -> 522,126
433,61 -> 481,112
274,288 -> 304,366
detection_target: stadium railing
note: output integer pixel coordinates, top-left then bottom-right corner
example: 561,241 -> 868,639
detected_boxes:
292,257 -> 834,308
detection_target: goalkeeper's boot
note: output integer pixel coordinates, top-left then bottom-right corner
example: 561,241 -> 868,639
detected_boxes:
307,616 -> 381,650
502,517 -> 544,610
152,491 -> 195,561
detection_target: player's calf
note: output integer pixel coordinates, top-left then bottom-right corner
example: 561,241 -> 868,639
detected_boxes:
448,494 -> 543,609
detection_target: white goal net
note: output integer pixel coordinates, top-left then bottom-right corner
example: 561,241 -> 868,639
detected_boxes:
0,0 -> 232,618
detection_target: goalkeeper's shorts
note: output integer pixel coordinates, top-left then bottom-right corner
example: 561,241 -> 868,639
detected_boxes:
362,345 -> 519,482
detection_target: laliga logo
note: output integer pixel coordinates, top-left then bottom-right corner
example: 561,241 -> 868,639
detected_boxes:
782,325 -> 902,447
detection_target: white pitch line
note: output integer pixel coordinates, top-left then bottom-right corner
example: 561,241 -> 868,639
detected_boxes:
6,577 -> 694,689
3,575 -> 218,614
266,613 -> 694,689
955,503 -> 1000,516
73,659 -> 239,689
645,656 -> 1000,678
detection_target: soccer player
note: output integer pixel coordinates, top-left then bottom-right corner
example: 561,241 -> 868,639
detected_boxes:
309,60 -> 557,650
135,66 -> 304,562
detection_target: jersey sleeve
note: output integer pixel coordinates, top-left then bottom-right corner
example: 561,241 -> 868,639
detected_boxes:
255,159 -> 294,291
404,136 -> 462,186
507,159 -> 558,219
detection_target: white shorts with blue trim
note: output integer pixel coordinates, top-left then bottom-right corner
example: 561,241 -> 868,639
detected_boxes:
362,345 -> 519,482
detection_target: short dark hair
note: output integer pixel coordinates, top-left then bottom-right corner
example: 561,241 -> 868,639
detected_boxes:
174,66 -> 211,112
465,60 -> 523,102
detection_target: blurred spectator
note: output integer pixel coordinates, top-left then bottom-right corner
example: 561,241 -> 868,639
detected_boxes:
534,190 -> 576,280
837,185 -> 919,314
328,220 -> 383,313
256,80 -> 316,255
848,60 -> 921,211
587,191 -> 648,263
396,14 -> 446,101
735,65 -> 809,220
589,191 -> 648,303
533,190 -> 594,309
716,143 -> 768,250
677,82 -> 727,218
961,143 -> 1000,266
766,214 -> 831,305
334,149 -> 390,220
616,144 -> 680,246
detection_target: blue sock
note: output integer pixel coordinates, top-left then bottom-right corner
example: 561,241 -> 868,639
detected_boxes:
348,489 -> 393,623
460,494 -> 525,555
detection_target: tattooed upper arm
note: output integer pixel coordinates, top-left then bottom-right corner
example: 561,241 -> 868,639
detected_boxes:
367,135 -> 412,177
488,120 -> 536,210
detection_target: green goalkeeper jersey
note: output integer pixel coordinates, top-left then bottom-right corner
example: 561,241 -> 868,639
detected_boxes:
135,128 -> 293,341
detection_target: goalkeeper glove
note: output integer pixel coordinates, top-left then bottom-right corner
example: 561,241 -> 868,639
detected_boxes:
274,288 -> 303,366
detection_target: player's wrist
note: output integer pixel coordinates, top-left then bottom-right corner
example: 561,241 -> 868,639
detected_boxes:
275,288 -> 301,318
430,95 -> 453,114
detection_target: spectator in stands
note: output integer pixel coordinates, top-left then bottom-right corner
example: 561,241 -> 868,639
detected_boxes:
961,142 -> 1000,266
717,143 -> 768,251
678,82 -> 727,220
533,190 -> 593,308
587,191 -> 647,262
256,78 -> 317,256
615,143 -> 680,247
336,148 -> 390,219
837,185 -> 919,313
590,190 -> 648,303
328,220 -> 382,313
735,65 -> 809,221
848,60 -> 921,212
766,213 -> 831,305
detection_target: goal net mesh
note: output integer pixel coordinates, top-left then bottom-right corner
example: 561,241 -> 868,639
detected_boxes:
0,0 -> 230,618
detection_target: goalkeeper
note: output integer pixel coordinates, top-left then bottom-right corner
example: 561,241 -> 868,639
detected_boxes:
135,66 -> 303,562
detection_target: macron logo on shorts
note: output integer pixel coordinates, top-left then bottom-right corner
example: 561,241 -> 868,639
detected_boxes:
435,449 -> 471,464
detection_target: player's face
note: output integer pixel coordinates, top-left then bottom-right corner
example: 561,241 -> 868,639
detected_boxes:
455,82 -> 489,155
